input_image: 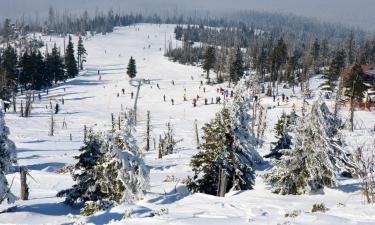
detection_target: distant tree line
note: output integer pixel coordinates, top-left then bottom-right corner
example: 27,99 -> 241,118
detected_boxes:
166,24 -> 375,96
0,35 -> 86,101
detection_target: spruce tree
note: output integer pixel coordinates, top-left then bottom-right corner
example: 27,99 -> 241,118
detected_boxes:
202,46 -> 216,82
344,64 -> 368,102
46,44 -> 65,84
58,112 -> 149,215
321,49 -> 346,91
0,109 -> 17,204
127,56 -> 137,79
229,47 -> 244,84
65,35 -> 78,78
188,85 -> 261,195
77,36 -> 87,71
57,130 -> 105,205
266,99 -> 356,194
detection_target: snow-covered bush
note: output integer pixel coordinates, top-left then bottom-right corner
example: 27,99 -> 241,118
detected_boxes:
0,109 -> 17,204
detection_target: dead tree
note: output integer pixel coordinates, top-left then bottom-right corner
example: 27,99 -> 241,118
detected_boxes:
48,109 -> 54,136
145,111 -> 151,151
355,147 -> 375,204
24,91 -> 33,117
20,166 -> 29,200
194,119 -> 200,148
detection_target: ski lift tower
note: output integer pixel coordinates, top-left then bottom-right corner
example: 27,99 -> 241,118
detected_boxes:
129,78 -> 151,125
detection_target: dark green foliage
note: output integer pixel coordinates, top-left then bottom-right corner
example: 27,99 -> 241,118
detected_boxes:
187,108 -> 255,195
229,47 -> 244,84
127,56 -> 137,79
19,50 -> 46,90
344,64 -> 368,101
321,49 -> 346,91
202,46 -> 216,81
57,131 -> 104,205
65,35 -> 78,78
46,44 -> 65,84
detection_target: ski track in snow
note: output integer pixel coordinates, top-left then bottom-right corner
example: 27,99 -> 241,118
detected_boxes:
1,24 -> 374,225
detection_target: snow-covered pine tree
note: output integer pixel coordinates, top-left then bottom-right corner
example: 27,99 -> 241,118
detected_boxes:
57,129 -> 105,205
265,98 -> 356,195
96,117 -> 149,204
58,112 -> 149,215
188,87 -> 262,195
230,85 -> 263,165
0,109 -> 17,204
310,98 -> 356,176
264,112 -> 293,160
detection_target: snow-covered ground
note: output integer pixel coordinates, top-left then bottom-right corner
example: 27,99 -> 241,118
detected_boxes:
1,24 -> 375,225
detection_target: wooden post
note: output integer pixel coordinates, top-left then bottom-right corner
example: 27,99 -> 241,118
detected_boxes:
83,125 -> 87,142
118,114 -> 121,130
20,100 -> 24,117
49,109 -> 54,136
146,111 -> 150,151
158,135 -> 163,159
194,119 -> 199,148
111,113 -> 115,131
217,168 -> 227,197
20,166 -> 29,200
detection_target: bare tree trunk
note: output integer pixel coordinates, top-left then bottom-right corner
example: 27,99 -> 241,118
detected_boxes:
217,168 -> 227,197
49,109 -> 54,136
20,166 -> 29,200
194,119 -> 200,148
146,111 -> 150,151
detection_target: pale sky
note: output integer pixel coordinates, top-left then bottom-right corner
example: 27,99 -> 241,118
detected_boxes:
0,0 -> 374,31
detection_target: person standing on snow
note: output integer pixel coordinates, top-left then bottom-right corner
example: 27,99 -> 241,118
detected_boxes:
193,98 -> 197,107
55,103 -> 59,114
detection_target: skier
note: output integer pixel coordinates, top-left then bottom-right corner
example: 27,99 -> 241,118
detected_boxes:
172,80 -> 175,85
230,90 -> 234,97
98,70 -> 100,75
200,80 -> 203,86
122,88 -> 125,94
117,93 -> 120,98
61,97 -> 65,105
131,92 -> 134,99
55,103 -> 59,114
157,83 -> 160,89
183,94 -> 187,101
99,75 -> 102,81
204,98 -> 208,105
273,95 -> 276,102
203,87 -> 206,93
282,93 -> 285,102
193,98 -> 197,107
171,99 -> 174,105
163,95 -> 166,102
38,93 -> 41,100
